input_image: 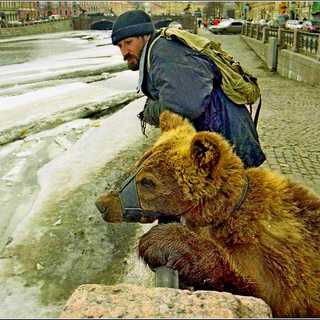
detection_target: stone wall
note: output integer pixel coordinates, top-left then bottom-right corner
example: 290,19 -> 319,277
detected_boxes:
60,283 -> 273,318
277,50 -> 320,84
241,36 -> 267,63
241,35 -> 320,86
0,20 -> 73,38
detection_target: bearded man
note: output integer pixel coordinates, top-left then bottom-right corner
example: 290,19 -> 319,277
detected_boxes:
111,10 -> 265,168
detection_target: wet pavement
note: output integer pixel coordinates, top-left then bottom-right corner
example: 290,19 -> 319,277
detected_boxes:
200,29 -> 320,194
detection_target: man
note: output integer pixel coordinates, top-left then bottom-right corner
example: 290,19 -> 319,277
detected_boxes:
111,10 -> 265,168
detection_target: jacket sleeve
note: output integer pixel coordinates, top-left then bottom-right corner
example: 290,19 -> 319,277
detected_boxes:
148,39 -> 214,121
142,98 -> 164,127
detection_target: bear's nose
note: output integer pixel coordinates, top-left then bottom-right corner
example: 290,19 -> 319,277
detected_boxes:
95,199 -> 110,221
95,192 -> 123,223
95,198 -> 107,213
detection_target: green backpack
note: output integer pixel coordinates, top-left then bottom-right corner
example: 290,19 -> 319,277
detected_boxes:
147,27 -> 261,125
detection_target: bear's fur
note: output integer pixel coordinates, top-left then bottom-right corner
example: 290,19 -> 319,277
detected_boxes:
96,111 -> 320,317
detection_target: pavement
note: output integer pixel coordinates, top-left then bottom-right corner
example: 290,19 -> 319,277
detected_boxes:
199,28 -> 320,194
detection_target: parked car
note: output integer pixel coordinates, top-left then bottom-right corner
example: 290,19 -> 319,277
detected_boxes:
302,21 -> 318,33
209,19 -> 244,34
285,20 -> 304,30
48,15 -> 61,21
267,20 -> 279,28
168,21 -> 182,29
7,20 -> 22,26
258,19 -> 268,26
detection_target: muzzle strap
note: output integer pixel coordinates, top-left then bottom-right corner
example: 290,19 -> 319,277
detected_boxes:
118,166 -> 177,222
118,166 -> 144,222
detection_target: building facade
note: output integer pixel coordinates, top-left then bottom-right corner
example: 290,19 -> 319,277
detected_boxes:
0,1 -> 317,24
0,1 -> 20,22
0,0 -> 78,23
235,1 -> 314,21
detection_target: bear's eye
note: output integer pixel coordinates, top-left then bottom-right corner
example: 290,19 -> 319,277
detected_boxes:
140,177 -> 156,189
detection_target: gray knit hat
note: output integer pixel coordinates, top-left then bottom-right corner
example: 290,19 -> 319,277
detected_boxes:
111,10 -> 155,45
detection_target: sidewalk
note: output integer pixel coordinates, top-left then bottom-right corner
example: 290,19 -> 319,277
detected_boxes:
199,29 -> 320,194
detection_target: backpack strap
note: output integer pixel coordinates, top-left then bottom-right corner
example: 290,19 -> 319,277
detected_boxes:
147,34 -> 163,73
253,95 -> 262,128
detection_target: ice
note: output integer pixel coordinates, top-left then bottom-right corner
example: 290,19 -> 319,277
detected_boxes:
1,158 -> 27,182
0,30 -> 124,89
0,31 -> 137,132
0,30 -> 151,318
9,96 -> 147,246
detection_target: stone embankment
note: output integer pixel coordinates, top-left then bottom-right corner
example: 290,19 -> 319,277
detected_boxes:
0,20 -> 73,38
60,283 -> 272,318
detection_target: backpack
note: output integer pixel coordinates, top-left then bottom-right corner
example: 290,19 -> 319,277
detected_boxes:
147,27 -> 262,127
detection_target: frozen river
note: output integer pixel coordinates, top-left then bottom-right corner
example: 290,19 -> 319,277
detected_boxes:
0,32 -> 102,66
0,30 -> 156,318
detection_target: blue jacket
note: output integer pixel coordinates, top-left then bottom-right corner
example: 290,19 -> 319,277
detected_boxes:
138,32 -> 265,168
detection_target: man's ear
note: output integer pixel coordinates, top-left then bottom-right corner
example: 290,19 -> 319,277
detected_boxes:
160,111 -> 189,133
190,132 -> 221,177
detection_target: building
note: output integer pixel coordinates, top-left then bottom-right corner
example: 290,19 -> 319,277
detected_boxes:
0,1 -> 20,22
0,1 -> 79,23
240,1 -> 276,21
235,1 -> 314,22
0,1 -> 40,22
76,1 -> 206,18
17,1 -> 38,21
41,1 -> 74,18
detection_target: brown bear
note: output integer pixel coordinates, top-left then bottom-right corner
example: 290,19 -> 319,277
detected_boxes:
96,111 -> 320,317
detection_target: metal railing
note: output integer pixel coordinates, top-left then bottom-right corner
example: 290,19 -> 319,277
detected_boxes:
298,31 -> 319,57
242,22 -> 320,60
281,29 -> 294,49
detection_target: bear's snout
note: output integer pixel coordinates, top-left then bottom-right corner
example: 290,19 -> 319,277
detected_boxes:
95,192 -> 123,223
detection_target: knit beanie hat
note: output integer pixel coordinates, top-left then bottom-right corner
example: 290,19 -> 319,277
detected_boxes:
111,10 -> 155,45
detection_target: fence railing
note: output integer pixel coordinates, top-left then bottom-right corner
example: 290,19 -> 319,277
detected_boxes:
242,22 -> 320,60
298,31 -> 319,57
281,29 -> 294,49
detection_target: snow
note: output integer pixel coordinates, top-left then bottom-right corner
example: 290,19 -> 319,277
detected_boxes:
11,97 -> 147,243
0,80 -> 135,130
0,30 -> 154,318
0,31 -> 139,131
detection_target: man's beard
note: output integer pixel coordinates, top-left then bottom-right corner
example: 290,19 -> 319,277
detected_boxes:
125,54 -> 140,71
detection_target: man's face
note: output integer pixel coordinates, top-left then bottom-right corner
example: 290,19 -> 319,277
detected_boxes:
117,36 -> 147,71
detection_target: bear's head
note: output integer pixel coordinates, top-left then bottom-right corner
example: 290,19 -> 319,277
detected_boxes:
96,111 -> 245,226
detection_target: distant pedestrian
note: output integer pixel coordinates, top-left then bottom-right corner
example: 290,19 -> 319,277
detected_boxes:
111,10 -> 265,168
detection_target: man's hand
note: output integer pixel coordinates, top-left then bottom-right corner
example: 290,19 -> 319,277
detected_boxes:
140,98 -> 165,127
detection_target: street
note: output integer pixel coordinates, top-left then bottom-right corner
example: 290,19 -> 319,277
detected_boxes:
200,29 -> 320,194
0,29 -> 319,318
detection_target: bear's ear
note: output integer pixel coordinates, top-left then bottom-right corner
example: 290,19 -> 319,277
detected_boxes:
190,132 -> 221,176
160,111 -> 187,133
